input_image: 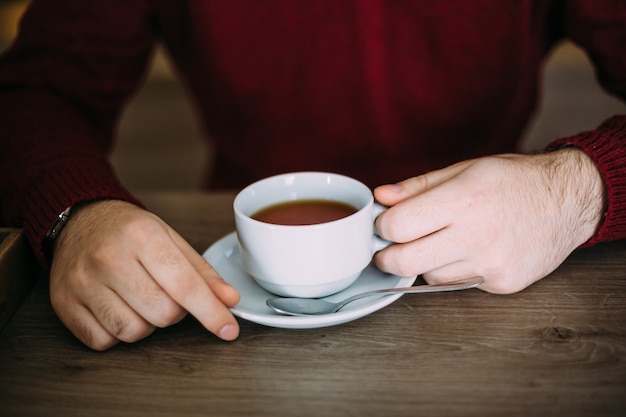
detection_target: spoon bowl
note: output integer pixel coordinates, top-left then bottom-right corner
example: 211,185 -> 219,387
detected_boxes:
266,276 -> 483,316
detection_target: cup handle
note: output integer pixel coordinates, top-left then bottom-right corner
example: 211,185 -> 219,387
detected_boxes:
372,202 -> 392,252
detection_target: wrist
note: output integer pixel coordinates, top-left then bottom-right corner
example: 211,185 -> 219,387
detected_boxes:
44,199 -> 114,261
546,147 -> 606,246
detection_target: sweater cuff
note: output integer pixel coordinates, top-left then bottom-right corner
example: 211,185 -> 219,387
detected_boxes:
548,115 -> 626,246
22,161 -> 143,268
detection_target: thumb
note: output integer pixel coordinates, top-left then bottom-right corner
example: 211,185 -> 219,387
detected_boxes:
374,160 -> 474,206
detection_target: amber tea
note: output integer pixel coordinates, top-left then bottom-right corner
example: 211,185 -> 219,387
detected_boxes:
251,199 -> 358,225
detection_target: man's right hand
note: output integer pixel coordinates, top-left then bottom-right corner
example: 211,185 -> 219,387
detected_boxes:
49,200 -> 240,351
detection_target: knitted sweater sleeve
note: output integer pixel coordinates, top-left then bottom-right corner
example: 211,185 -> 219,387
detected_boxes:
0,1 -> 155,266
548,0 -> 626,246
550,117 -> 626,246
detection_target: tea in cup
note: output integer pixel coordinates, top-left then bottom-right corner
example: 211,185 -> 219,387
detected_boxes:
234,172 -> 390,298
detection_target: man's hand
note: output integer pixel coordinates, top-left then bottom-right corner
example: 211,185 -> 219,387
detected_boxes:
373,148 -> 605,294
50,200 -> 240,350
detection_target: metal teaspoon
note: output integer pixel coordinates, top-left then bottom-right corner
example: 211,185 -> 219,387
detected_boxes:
266,276 -> 484,316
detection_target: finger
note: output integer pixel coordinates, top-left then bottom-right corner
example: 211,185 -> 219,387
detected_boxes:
420,261 -> 477,285
373,227 -> 465,278
423,265 -> 523,295
374,160 -> 473,206
375,165 -> 475,244
51,298 -> 119,351
105,254 -> 188,329
50,275 -> 122,350
138,229 -> 240,341
375,186 -> 452,244
81,285 -> 157,344
168,230 -> 240,307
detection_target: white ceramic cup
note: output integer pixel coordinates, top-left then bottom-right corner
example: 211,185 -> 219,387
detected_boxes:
234,172 -> 389,298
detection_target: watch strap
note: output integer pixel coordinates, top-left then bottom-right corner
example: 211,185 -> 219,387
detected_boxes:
45,206 -> 72,241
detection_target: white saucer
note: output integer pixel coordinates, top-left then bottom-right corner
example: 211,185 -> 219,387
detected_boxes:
202,232 -> 416,329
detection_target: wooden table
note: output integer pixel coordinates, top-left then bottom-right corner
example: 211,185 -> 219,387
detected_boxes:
1,191 -> 625,417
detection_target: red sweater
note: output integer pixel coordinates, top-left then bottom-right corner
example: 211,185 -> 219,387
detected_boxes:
1,0 -> 625,266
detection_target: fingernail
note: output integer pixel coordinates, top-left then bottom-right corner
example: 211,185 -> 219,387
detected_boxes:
380,183 -> 403,194
219,324 -> 238,341
376,183 -> 402,193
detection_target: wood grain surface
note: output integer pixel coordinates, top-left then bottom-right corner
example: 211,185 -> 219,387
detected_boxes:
0,228 -> 37,331
1,192 -> 624,417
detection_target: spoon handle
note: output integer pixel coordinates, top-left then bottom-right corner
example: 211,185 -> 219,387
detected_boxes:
333,276 -> 484,312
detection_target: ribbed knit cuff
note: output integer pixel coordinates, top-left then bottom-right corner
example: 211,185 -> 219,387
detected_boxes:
548,115 -> 626,246
22,160 -> 143,268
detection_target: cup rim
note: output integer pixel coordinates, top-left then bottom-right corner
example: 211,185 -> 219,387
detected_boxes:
233,171 -> 373,229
